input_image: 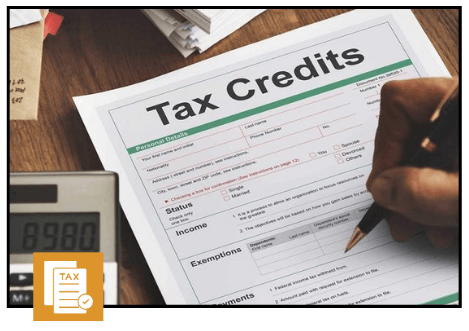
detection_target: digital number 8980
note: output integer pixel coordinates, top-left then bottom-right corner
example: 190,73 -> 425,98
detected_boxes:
21,222 -> 97,252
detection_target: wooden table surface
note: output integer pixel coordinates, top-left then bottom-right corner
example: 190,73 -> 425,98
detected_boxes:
9,9 -> 459,305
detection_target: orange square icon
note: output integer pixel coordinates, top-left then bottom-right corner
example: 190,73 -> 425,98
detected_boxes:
33,252 -> 103,321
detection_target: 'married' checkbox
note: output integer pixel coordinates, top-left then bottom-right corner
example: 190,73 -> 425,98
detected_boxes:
224,196 -> 230,201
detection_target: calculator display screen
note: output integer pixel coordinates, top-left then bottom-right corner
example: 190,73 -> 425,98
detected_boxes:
9,213 -> 100,253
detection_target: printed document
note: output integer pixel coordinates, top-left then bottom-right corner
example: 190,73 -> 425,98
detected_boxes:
74,10 -> 458,304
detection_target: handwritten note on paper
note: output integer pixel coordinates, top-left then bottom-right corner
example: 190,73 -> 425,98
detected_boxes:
9,9 -> 46,120
10,79 -> 27,105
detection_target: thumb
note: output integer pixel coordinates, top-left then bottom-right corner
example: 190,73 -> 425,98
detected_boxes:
367,167 -> 459,227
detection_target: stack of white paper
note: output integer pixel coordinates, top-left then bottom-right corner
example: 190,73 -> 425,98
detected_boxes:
175,9 -> 229,34
142,9 -> 265,57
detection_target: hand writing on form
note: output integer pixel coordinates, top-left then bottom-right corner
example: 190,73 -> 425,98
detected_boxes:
366,78 -> 459,248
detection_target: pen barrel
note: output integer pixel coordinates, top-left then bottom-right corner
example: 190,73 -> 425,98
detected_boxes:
408,87 -> 459,172
428,87 -> 459,172
359,205 -> 389,234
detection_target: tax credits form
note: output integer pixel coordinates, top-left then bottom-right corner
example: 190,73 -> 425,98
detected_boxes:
74,9 -> 459,305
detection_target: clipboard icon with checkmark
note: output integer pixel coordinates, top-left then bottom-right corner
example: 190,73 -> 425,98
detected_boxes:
33,252 -> 103,321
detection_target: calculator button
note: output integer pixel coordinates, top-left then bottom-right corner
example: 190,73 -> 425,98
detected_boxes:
9,273 -> 33,286
9,290 -> 33,305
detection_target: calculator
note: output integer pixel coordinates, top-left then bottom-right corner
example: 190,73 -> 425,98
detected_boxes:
9,172 -> 119,305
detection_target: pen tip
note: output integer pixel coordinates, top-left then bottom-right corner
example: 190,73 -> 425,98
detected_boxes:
344,227 -> 366,254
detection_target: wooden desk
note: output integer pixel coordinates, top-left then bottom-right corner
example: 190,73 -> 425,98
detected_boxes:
9,9 -> 459,305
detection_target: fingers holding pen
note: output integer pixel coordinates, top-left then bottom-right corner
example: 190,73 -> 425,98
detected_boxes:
368,166 -> 459,228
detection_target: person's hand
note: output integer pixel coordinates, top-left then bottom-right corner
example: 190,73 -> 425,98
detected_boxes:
366,78 -> 459,248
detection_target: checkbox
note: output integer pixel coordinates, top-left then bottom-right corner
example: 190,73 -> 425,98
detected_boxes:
333,144 -> 341,150
309,152 -> 316,158
337,159 -> 344,164
221,190 -> 227,195
224,196 -> 230,201
334,153 -> 341,159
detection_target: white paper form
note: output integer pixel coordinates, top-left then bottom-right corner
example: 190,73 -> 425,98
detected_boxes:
74,10 -> 458,304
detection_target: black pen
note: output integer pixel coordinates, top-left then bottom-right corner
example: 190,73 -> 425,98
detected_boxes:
345,82 -> 459,253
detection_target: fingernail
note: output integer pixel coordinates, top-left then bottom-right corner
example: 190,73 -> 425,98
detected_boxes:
370,175 -> 394,209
